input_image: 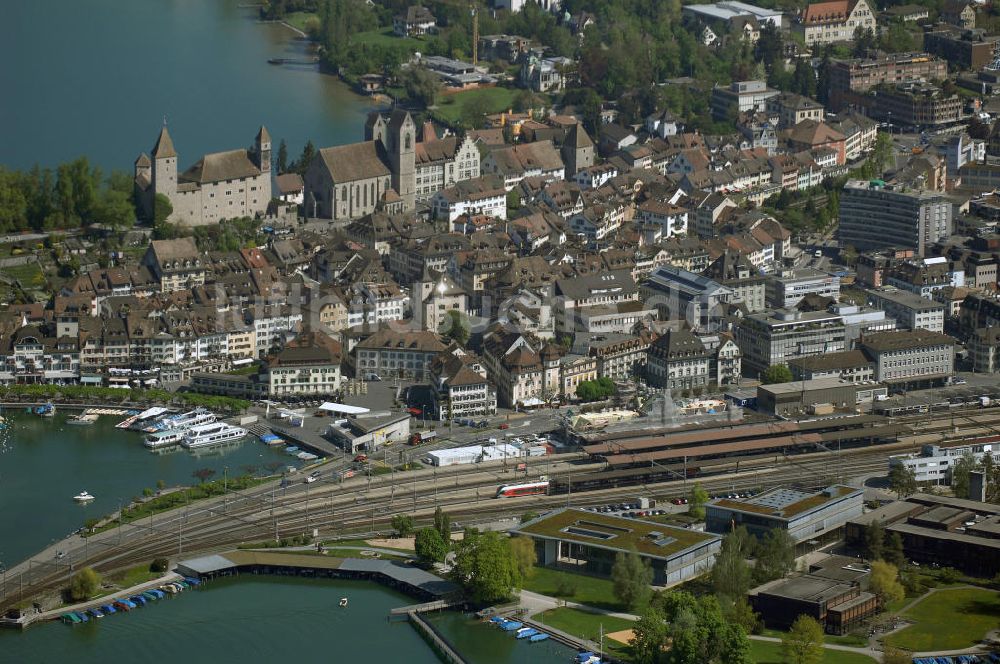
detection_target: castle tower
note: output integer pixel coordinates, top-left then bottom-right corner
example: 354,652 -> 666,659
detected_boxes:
561,122 -> 594,177
255,126 -> 271,174
151,125 -> 178,199
134,153 -> 153,219
134,152 -> 151,183
387,109 -> 416,211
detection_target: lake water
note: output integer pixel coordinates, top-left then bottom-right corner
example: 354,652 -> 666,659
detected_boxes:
0,0 -> 377,172
0,412 -> 295,567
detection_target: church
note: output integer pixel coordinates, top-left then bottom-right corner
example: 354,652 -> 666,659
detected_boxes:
134,125 -> 273,227
303,109 -> 480,221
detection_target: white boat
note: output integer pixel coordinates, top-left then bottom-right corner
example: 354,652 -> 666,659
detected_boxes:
67,413 -> 98,425
144,430 -> 187,449
151,408 -> 216,432
339,597 -> 348,607
73,491 -> 95,502
181,423 -> 247,449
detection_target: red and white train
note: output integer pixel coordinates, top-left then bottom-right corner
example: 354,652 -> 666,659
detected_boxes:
494,480 -> 550,498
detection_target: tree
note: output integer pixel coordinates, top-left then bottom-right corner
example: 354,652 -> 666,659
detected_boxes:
630,605 -> 670,664
718,622 -> 753,664
711,528 -> 753,600
870,560 -> 905,606
888,463 -> 917,499
150,557 -> 169,573
153,193 -> 173,225
884,531 -> 906,569
192,468 -> 216,484
69,567 -> 101,601
761,364 -> 793,385
952,450 -> 976,499
414,527 -> 449,563
727,596 -> 761,635
391,514 -> 415,538
865,520 -> 885,561
611,549 -> 654,611
753,529 -> 796,583
782,615 -> 825,664
520,511 -> 539,524
399,65 -> 442,108
440,309 -> 470,347
688,482 -> 709,520
276,139 -> 288,174
451,531 -> 521,604
433,506 -> 451,541
510,535 -> 537,579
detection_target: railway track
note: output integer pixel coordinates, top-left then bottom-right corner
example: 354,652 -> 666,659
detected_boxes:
6,406 -> 1000,610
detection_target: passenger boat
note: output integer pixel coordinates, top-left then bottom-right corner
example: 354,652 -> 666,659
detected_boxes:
182,423 -> 247,449
67,413 -> 98,425
144,430 -> 187,449
152,408 -> 216,432
73,491 -> 95,502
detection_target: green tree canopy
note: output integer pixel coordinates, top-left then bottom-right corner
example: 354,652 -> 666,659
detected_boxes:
451,531 -> 521,604
753,528 -> 796,584
711,527 -> 753,600
440,309 -> 470,347
782,615 -> 825,664
611,549 -> 654,611
870,560 -> 905,606
69,567 -> 101,601
688,482 -> 709,520
865,520 -> 885,561
433,506 -> 451,541
414,526 -> 449,563
391,514 -> 415,538
889,463 -> 917,499
509,536 -> 537,580
399,65 -> 442,109
761,364 -> 793,385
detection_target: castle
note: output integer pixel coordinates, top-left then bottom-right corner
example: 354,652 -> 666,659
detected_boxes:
134,125 -> 273,227
303,109 -> 480,221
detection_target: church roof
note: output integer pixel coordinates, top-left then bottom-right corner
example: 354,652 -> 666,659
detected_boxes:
565,123 -> 594,150
256,125 -> 271,144
180,149 -> 261,184
153,126 -> 177,159
317,142 -> 391,184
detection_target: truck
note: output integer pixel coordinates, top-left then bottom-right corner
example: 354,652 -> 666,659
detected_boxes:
980,396 -> 992,408
409,430 -> 437,445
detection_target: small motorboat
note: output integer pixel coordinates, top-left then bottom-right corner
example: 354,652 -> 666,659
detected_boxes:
100,604 -> 116,614
500,620 -> 523,631
67,413 -> 98,425
160,585 -> 178,594
516,628 -> 539,639
339,597 -> 348,607
529,633 -> 551,642
73,491 -> 95,502
88,608 -> 104,619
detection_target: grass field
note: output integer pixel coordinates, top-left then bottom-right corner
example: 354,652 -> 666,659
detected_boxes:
761,629 -> 869,648
751,640 -> 877,664
355,27 -> 424,52
521,566 -> 624,612
433,87 -> 522,126
1,261 -> 45,288
282,11 -> 318,34
886,587 -> 1000,652
109,564 -> 160,588
534,607 -> 634,661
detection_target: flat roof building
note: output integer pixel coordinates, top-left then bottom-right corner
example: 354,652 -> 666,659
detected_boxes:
706,484 -> 864,543
840,180 -> 953,257
756,376 -> 877,416
513,508 -> 722,587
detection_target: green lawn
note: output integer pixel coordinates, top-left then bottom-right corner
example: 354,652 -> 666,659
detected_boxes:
282,11 -> 318,33
751,640 -> 877,664
108,564 -> 160,588
885,587 -> 1000,652
1,261 -> 45,288
761,629 -> 869,648
433,87 -> 523,126
521,566 -> 624,612
355,27 -> 424,52
534,607 -> 634,661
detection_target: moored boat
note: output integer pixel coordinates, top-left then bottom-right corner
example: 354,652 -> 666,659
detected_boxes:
100,604 -> 116,614
67,413 -> 98,425
181,423 -> 247,449
73,491 -> 95,502
530,633 -> 550,642
516,627 -> 538,639
88,608 -> 104,619
144,429 -> 186,449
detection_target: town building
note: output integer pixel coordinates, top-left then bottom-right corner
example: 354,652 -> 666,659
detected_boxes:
554,270 -> 641,334
734,309 -> 847,377
794,0 -> 876,46
710,80 -> 779,121
513,508 -> 722,587
765,269 -> 841,309
707,485 -> 865,542
353,328 -> 449,381
839,180 -> 953,257
968,326 -> 1000,372
641,265 -> 734,331
142,237 -> 206,293
826,53 -> 949,112
922,25 -> 999,70
393,5 -> 436,36
789,350 -> 876,383
572,331 -> 656,381
756,377 -> 884,416
428,350 -> 497,421
646,328 -> 711,391
858,81 -> 962,129
768,92 -> 826,128
889,442 -> 1000,485
866,288 -> 946,333
432,175 -> 508,222
326,411 -> 411,454
858,329 -> 955,387
134,125 -> 272,227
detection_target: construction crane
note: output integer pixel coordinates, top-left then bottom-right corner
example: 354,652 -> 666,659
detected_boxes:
470,3 -> 479,66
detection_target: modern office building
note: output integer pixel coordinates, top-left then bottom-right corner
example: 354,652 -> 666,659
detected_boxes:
641,265 -> 734,331
866,288 -> 946,333
706,485 -> 864,542
889,442 -> 1000,485
765,269 -> 841,309
839,180 -> 953,257
734,309 -> 847,376
858,329 -> 955,387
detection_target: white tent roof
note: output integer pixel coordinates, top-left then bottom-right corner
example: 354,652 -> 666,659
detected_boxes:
319,402 -> 370,415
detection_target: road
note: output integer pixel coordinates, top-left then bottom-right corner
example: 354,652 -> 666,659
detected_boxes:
5,405 -> 999,613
